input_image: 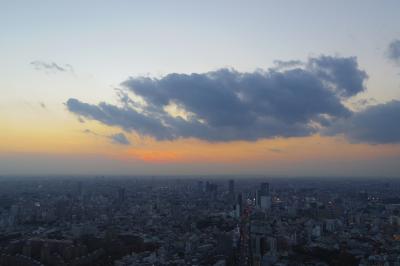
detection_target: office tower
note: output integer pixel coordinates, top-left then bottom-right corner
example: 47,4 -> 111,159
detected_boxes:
228,179 -> 235,201
234,193 -> 243,218
257,182 -> 271,210
229,179 -> 235,194
260,195 -> 271,210
197,180 -> 203,192
260,182 -> 269,196
77,181 -> 83,197
118,187 -> 126,203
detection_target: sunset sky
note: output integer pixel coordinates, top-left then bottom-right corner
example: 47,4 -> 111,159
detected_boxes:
1,0 -> 400,176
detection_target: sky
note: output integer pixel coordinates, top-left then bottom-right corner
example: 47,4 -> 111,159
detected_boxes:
1,0 -> 400,176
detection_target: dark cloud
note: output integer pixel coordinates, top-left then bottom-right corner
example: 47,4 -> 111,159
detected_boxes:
387,39 -> 400,65
66,98 -> 170,140
83,129 -> 131,145
66,55 -> 368,142
325,100 -> 400,144
30,61 -> 73,73
308,56 -> 367,97
83,129 -> 98,135
39,102 -> 46,109
109,133 -> 130,145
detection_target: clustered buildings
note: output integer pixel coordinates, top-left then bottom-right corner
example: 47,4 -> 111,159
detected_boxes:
0,177 -> 400,265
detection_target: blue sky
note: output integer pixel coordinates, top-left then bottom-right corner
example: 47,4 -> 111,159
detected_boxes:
1,1 -> 400,176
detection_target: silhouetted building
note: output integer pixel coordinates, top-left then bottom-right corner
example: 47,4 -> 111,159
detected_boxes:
257,182 -> 271,210
228,179 -> 235,202
118,187 -> 126,203
197,180 -> 203,192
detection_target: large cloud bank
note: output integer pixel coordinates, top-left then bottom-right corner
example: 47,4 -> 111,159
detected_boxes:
66,55 -> 399,144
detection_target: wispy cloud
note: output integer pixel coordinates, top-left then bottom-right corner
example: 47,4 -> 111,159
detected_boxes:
109,133 -> 131,145
30,60 -> 73,74
82,129 -> 98,135
386,39 -> 400,65
272,60 -> 303,70
83,129 -> 131,146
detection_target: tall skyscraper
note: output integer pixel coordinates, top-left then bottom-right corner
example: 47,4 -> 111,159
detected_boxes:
118,187 -> 126,203
257,182 -> 271,210
260,182 -> 269,196
235,193 -> 243,218
228,179 -> 235,201
77,181 -> 83,197
197,180 -> 203,192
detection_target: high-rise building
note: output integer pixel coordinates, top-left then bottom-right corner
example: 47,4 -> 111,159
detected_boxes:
260,182 -> 269,196
197,180 -> 203,192
118,187 -> 126,203
228,179 -> 235,201
234,193 -> 243,218
257,182 -> 271,210
77,181 -> 83,197
229,179 -> 235,194
260,195 -> 271,210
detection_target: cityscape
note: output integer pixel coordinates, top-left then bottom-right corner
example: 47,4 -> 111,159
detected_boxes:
1,177 -> 400,265
2,1 -> 400,265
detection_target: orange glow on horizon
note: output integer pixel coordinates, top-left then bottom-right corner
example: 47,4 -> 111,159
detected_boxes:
127,150 -> 181,163
1,110 -> 400,168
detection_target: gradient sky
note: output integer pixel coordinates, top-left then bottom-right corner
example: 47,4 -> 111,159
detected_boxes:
1,0 -> 400,176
